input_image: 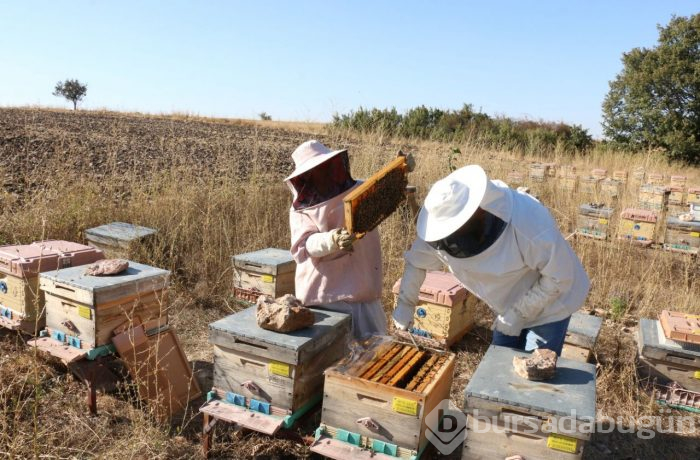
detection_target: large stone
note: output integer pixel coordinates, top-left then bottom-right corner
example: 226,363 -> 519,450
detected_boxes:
84,259 -> 129,276
512,348 -> 557,381
256,294 -> 314,333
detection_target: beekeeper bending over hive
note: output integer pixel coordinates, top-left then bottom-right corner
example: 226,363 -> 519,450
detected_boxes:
285,140 -> 387,339
393,165 -> 589,355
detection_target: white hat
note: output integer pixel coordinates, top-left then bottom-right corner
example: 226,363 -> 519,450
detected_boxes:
416,165 -> 488,242
285,140 -> 347,181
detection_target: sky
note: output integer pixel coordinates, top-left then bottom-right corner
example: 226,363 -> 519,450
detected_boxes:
1,1 -> 698,138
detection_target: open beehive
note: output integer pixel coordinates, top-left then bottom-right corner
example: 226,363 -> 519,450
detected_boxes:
344,156 -> 408,237
312,338 -> 455,459
463,345 -> 596,460
0,241 -> 104,334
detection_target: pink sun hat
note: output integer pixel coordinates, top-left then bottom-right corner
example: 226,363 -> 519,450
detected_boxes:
285,140 -> 347,181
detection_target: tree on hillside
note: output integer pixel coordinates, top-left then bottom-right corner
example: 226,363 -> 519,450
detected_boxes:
53,79 -> 87,110
602,14 -> 700,163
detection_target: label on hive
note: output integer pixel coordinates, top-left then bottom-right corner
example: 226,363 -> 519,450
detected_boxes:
78,305 -> 92,319
268,361 -> 291,377
392,397 -> 418,416
692,232 -> 700,238
261,275 -> 274,283
694,371 -> 700,379
599,218 -> 608,225
547,433 -> 578,453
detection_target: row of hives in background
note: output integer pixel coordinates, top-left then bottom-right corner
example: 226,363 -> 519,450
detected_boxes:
0,223 -> 200,420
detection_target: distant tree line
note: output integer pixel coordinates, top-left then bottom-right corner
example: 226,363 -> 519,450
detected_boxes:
331,104 -> 594,154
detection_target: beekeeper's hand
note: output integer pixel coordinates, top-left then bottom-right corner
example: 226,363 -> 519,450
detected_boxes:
332,228 -> 356,251
392,302 -> 414,331
398,151 -> 416,173
492,308 -> 526,337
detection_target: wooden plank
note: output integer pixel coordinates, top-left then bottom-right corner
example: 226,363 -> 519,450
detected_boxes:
199,399 -> 284,435
27,336 -> 87,364
419,356 -> 455,454
310,434 -> 407,460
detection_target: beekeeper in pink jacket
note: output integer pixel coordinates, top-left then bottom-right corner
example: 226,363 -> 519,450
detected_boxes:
393,165 -> 589,355
285,140 -> 387,339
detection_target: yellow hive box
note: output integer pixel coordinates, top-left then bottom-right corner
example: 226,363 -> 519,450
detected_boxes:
618,208 -> 658,246
668,186 -> 686,206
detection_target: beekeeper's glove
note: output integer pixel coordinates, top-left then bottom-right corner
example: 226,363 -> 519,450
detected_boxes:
392,302 -> 415,331
306,228 -> 352,257
399,151 -> 416,173
492,308 -> 526,337
332,228 -> 356,251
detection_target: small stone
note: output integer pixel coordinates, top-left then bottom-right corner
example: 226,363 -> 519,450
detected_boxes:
513,348 -> 557,381
84,259 -> 129,276
256,294 -> 314,333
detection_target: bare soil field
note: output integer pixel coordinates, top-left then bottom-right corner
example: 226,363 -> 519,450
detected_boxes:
1,108 -> 700,459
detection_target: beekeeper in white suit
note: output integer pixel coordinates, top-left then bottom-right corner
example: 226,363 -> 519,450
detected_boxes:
393,165 -> 589,355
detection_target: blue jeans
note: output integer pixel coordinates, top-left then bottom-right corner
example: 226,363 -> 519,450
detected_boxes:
492,316 -> 571,356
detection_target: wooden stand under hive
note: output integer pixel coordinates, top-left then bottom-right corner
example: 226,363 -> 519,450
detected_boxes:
663,217 -> 700,255
0,241 -> 104,334
232,248 -> 295,302
36,261 -> 170,356
391,271 -> 477,349
637,318 -> 700,393
202,306 -> 350,437
344,156 -> 408,237
85,222 -> 157,259
562,312 -> 603,362
311,338 -> 455,459
462,345 -> 596,460
576,204 -> 613,240
618,208 -> 658,246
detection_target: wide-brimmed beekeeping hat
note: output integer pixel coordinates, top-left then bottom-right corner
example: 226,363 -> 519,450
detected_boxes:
417,165 -> 488,242
285,140 -> 347,181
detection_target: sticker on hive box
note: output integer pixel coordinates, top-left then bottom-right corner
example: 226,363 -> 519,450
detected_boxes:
261,275 -> 274,283
547,433 -> 578,453
78,305 -> 92,319
694,371 -> 700,379
599,218 -> 609,224
692,232 -> 700,238
392,397 -> 419,416
268,361 -> 291,378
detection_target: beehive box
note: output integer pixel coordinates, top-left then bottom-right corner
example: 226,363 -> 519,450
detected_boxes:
0,241 -> 104,334
638,184 -> 669,211
617,208 -> 658,246
391,271 -> 477,348
529,163 -> 547,182
312,338 -> 455,459
208,306 -> 350,431
40,261 -> 170,350
637,318 -> 700,392
463,346 -> 596,460
688,187 -> 700,207
600,179 -> 622,199
544,162 -> 558,177
85,222 -> 157,259
668,186 -> 686,206
613,170 -> 628,183
576,204 -> 613,240
671,175 -> 687,188
590,168 -> 607,180
507,171 -> 524,186
648,172 -> 665,185
632,167 -> 646,184
578,177 -> 599,196
560,174 -> 578,191
562,312 -> 603,362
558,165 -> 576,178
663,217 -> 700,255
232,248 -> 295,301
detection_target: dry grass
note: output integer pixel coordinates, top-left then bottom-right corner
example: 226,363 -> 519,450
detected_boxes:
1,107 -> 700,458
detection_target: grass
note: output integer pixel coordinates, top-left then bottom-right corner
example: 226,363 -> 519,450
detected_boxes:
1,107 -> 700,458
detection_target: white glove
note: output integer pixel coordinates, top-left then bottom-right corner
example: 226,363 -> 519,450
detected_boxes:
493,308 -> 526,337
332,228 -> 356,251
392,302 -> 415,331
399,151 -> 416,172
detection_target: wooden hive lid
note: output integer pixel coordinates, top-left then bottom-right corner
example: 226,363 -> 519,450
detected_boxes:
578,204 -> 613,218
464,345 -> 596,422
232,248 -> 296,275
39,260 -> 170,306
392,270 -> 468,307
666,216 -> 700,230
620,208 -> 657,223
659,310 -> 700,345
638,318 -> 700,364
0,240 -> 104,277
565,312 -> 603,349
85,222 -> 157,248
208,306 -> 350,365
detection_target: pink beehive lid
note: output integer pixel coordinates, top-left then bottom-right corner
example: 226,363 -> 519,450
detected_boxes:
620,208 -> 658,223
0,240 -> 104,277
613,170 -> 628,179
671,175 -> 687,182
689,187 -> 700,194
392,270 -> 467,307
591,168 -> 607,177
669,185 -> 684,192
